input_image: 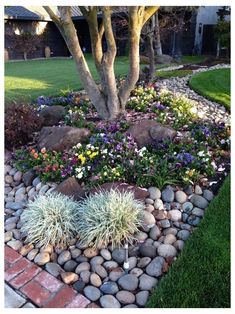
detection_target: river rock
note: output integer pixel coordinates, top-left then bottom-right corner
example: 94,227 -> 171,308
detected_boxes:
112,248 -> 125,264
100,282 -> 119,295
75,262 -> 90,274
83,247 -> 99,258
192,207 -> 204,217
175,191 -> 187,203
34,252 -> 50,265
164,234 -> 177,245
61,272 -> 79,284
158,244 -> 177,258
136,290 -> 149,306
13,171 -> 23,182
100,248 -> 112,260
139,273 -> 158,290
162,188 -> 174,202
22,170 -> 36,186
92,264 -> 107,279
148,187 -> 161,200
130,268 -> 144,277
190,194 -> 208,209
90,273 -> 102,287
149,225 -> 161,240
137,257 -> 151,268
27,249 -> 39,261
168,209 -> 182,222
116,291 -> 135,304
177,229 -> 190,241
100,295 -> 121,308
118,274 -> 138,291
146,256 -> 164,277
57,250 -> 71,265
139,245 -> 157,258
45,262 -> 64,277
7,239 -> 23,251
64,260 -> 78,272
109,267 -> 125,281
84,286 -> 101,301
203,189 -> 214,201
19,244 -> 34,256
80,270 -> 91,283
142,210 -> 155,227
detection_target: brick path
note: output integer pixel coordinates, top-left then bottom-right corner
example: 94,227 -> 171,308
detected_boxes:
4,245 -> 91,308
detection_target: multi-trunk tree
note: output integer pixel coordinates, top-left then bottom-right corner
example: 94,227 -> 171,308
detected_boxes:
44,6 -> 159,120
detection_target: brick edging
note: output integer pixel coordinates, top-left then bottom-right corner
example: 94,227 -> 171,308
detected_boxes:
5,245 -> 91,308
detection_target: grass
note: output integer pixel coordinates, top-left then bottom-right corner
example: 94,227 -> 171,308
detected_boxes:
147,175 -> 230,308
181,55 -> 207,64
5,54 -> 131,103
156,69 -> 193,79
189,68 -> 231,110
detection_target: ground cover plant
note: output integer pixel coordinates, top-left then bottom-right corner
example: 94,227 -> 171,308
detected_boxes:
147,175 -> 230,308
13,81 -> 230,190
189,68 -> 230,110
155,69 -> 193,79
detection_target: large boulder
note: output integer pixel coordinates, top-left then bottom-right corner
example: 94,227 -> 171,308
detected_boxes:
155,54 -> 174,64
126,120 -> 176,148
54,177 -> 87,201
89,182 -> 149,201
37,126 -> 90,151
40,105 -> 66,126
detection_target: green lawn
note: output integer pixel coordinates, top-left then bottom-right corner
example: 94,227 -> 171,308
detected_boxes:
147,175 -> 230,308
5,55 -> 131,103
189,68 -> 231,110
181,55 -> 206,64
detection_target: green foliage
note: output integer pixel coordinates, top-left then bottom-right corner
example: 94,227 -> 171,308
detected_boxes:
215,21 -> 230,50
147,175 -> 230,308
127,85 -> 157,112
5,103 -> 42,149
76,189 -> 144,248
21,193 -> 79,248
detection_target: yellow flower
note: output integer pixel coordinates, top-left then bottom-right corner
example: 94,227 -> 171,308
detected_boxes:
78,154 -> 86,165
90,151 -> 99,159
186,169 -> 195,177
86,150 -> 91,156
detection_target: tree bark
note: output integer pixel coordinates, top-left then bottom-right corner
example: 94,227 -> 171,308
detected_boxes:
147,35 -> 155,80
154,11 -> 162,56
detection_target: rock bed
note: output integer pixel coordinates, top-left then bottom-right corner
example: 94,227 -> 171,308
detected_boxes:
4,164 -> 214,308
156,63 -> 231,125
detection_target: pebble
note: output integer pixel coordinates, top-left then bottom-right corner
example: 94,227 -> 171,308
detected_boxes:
142,210 -> 155,227
100,248 -> 111,260
158,244 -> 177,258
203,189 -> 214,201
136,290 -> 149,306
174,240 -> 185,251
148,187 -> 161,200
177,230 -> 190,241
76,256 -> 88,263
190,194 -> 208,209
7,239 -> 23,251
73,280 -> 86,292
61,272 -> 78,284
116,291 -> 135,304
135,231 -> 148,242
130,267 -> 144,277
84,286 -> 101,301
145,204 -> 155,213
192,207 -> 204,217
164,234 -> 177,245
139,273 -> 158,290
22,170 -> 35,186
63,260 -> 78,272
154,199 -> 164,210
75,262 -> 90,274
163,228 -> 178,236
187,215 -> 201,226
27,249 -> 39,261
19,244 -> 34,256
5,202 -> 23,210
146,256 -> 164,277
195,185 -> 203,195
180,223 -> 192,230
162,188 -> 174,202
149,225 -> 161,240
80,270 -> 91,283
159,219 -> 171,228
5,175 -> 13,184
32,177 -> 41,187
184,185 -> 194,195
145,198 -> 154,205
90,256 -> 104,267
70,248 -> 81,259
123,304 -> 138,308
100,282 -> 119,294
9,168 -> 17,176
4,231 -> 13,242
128,256 -> 137,270
90,273 -> 102,287
5,165 -> 12,174
182,201 -> 193,213
15,187 -> 26,195
100,295 -> 121,308
40,244 -> 54,254
139,245 -> 157,258
112,248 -> 125,264
34,252 -> 50,265
15,194 -> 27,202
168,210 -> 182,222
45,262 -> 64,277
175,191 -> 187,203
103,261 -> 118,271
39,185 -> 49,195
12,229 -> 21,240
5,222 -> 16,231
83,247 -> 99,258
92,264 -> 107,279
57,250 -> 71,265
36,182 -> 43,191
109,267 -> 125,281
137,257 -> 151,268
118,274 -> 138,291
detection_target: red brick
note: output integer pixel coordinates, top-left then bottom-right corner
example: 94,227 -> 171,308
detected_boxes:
43,285 -> 77,308
5,258 -> 30,281
10,264 -> 42,289
66,294 -> 90,308
86,302 -> 101,308
5,246 -> 22,264
34,271 -> 63,292
4,261 -> 10,271
20,280 -> 51,307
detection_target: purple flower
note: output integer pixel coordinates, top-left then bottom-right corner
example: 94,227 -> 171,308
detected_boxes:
156,103 -> 166,110
176,152 -> 195,165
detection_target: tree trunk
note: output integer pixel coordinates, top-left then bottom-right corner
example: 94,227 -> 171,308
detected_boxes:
146,35 -> 155,80
154,12 -> 162,56
216,40 -> 220,58
23,51 -> 27,60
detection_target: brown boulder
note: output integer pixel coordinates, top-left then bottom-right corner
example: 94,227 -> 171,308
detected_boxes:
37,126 -> 90,151
55,177 -> 87,201
127,120 -> 176,148
40,105 -> 66,126
155,54 -> 174,64
89,182 -> 149,201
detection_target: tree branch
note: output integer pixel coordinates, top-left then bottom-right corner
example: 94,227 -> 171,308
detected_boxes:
142,6 -> 160,26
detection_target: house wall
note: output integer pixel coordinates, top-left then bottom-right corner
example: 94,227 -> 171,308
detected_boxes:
5,19 -> 67,60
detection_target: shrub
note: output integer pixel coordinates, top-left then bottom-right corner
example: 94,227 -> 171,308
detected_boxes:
21,193 -> 79,248
76,189 -> 144,248
5,103 -> 42,149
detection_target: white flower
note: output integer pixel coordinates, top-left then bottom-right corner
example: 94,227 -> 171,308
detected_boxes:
76,143 -> 82,148
87,166 -> 91,171
102,149 -> 108,154
220,139 -> 225,145
76,172 -> 83,179
197,151 -> 205,157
